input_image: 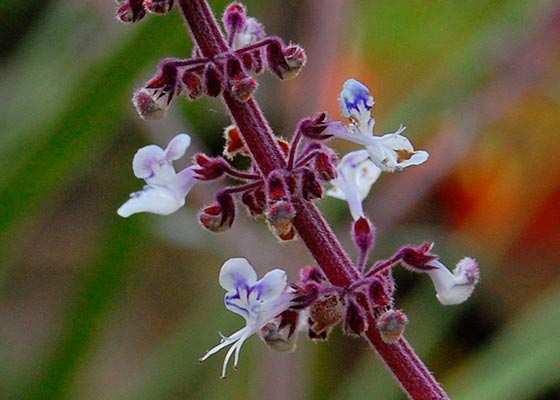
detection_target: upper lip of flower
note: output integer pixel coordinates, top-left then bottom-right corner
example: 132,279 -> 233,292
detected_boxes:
200,258 -> 295,378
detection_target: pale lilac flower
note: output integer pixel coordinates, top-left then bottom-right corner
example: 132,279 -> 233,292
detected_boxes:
426,257 -> 480,305
117,133 -> 196,217
326,79 -> 429,172
200,258 -> 295,378
327,149 -> 381,220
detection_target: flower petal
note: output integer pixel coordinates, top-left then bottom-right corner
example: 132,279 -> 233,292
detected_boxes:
426,258 -> 480,305
327,150 -> 381,220
340,79 -> 374,119
117,185 -> 184,217
219,258 -> 258,293
366,130 -> 429,172
164,133 -> 191,161
254,269 -> 287,302
132,145 -> 165,179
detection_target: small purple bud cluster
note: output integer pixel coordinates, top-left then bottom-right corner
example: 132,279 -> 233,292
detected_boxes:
193,124 -> 337,240
116,0 -> 174,23
282,262 -> 404,341
129,2 -> 306,120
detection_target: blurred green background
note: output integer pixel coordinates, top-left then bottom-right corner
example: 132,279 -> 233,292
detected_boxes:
1,0 -> 559,399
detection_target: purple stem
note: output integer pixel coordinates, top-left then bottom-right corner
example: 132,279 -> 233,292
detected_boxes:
177,0 -> 449,398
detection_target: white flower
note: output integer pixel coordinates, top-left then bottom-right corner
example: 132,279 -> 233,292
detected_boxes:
426,257 -> 480,305
200,258 -> 295,378
117,133 -> 196,217
327,149 -> 381,220
326,79 -> 429,172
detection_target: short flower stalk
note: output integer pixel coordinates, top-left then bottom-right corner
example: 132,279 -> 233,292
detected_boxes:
115,1 -> 480,398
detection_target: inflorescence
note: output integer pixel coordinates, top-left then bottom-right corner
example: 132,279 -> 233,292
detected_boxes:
116,1 -> 479,379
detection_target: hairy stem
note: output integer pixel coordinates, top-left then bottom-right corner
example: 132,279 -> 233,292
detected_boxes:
177,0 -> 449,398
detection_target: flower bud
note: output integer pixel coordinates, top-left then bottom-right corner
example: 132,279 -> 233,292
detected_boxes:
315,151 -> 338,181
282,43 -> 307,80
352,217 -> 375,255
222,2 -> 247,36
144,0 -> 174,14
344,299 -> 367,336
182,71 -> 203,100
199,204 -> 228,232
368,278 -> 392,308
300,168 -> 323,200
376,309 -> 408,344
116,0 -> 146,23
204,62 -> 224,97
266,170 -> 290,203
241,187 -> 266,217
266,200 -> 296,237
132,88 -> 168,120
265,39 -> 290,79
231,76 -> 258,102
299,265 -> 327,284
198,192 -> 235,232
250,50 -> 264,73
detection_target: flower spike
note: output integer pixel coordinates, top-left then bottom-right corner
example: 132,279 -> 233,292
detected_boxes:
200,258 -> 295,378
117,134 -> 196,217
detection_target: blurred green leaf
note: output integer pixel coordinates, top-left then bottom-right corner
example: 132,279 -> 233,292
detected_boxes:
16,216 -> 147,400
0,10 -> 190,284
446,278 -> 560,400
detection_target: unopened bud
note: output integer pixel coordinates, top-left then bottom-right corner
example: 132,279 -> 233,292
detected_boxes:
265,39 -> 290,79
144,0 -> 174,14
266,200 -> 296,237
266,170 -> 290,203
344,299 -> 367,336
199,205 -> 229,232
352,217 -> 375,254
116,1 -> 146,23
315,152 -> 338,181
376,309 -> 408,344
231,76 -> 258,102
299,266 -> 327,284
204,62 -> 224,97
182,71 -> 203,100
368,278 -> 392,308
198,193 -> 235,232
222,2 -> 247,36
300,168 -> 323,200
132,88 -> 168,120
282,44 -> 307,80
241,187 -> 266,217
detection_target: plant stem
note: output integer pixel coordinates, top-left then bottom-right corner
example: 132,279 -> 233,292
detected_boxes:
177,0 -> 450,398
